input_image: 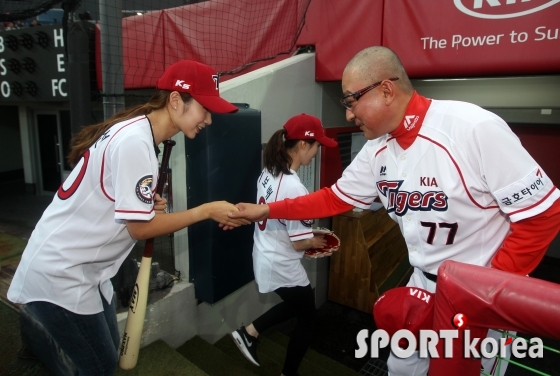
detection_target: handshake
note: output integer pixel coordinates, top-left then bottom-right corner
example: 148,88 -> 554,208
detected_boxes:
212,202 -> 341,258
211,201 -> 271,230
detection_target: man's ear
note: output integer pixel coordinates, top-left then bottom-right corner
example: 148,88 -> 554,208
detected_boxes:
382,80 -> 396,103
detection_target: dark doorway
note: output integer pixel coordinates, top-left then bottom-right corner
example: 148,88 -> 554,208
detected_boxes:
36,114 -> 61,193
60,111 -> 72,172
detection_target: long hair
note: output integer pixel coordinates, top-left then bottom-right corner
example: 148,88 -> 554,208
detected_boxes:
263,129 -> 314,177
67,91 -> 192,167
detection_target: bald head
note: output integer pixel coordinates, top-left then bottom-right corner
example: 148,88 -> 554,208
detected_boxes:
345,46 -> 413,94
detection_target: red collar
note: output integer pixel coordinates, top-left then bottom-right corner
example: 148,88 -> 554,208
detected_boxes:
389,91 -> 431,150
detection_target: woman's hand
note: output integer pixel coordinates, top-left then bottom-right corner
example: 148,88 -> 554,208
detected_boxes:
309,235 -> 327,249
154,194 -> 168,214
204,201 -> 251,230
292,234 -> 327,251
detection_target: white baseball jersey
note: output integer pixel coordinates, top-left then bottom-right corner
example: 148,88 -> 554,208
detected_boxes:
8,115 -> 159,314
333,93 -> 560,275
253,168 -> 313,293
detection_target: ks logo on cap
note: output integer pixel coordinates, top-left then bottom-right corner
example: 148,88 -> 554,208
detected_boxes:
156,60 -> 238,113
175,80 -> 191,90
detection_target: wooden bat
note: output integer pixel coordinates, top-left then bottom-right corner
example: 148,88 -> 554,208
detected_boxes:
119,139 -> 176,370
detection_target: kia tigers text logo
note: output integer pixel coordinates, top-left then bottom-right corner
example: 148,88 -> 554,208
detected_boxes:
305,131 -> 315,136
377,180 -> 448,216
454,0 -> 560,19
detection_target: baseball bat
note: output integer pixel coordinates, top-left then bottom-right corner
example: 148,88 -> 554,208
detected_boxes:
119,139 -> 176,370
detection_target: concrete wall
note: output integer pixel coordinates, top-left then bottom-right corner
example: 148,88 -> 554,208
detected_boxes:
117,279 -> 282,348
219,52 -> 323,143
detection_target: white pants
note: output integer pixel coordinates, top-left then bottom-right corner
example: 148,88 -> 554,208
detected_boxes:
387,268 -> 511,376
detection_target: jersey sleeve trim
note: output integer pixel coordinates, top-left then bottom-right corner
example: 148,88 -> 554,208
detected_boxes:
333,182 -> 374,206
116,208 -> 154,215
100,117 -> 147,202
419,134 -> 499,210
289,231 -> 313,241
508,187 -> 560,222
268,187 -> 355,219
508,185 -> 556,216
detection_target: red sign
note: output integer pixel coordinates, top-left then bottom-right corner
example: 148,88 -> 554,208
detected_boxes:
383,0 -> 560,77
296,0 -> 384,81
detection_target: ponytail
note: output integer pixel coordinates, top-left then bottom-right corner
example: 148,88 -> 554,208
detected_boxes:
263,129 -> 313,177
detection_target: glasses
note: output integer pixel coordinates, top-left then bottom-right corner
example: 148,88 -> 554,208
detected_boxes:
340,77 -> 399,110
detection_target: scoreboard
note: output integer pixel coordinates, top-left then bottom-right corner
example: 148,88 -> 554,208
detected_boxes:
0,24 -> 68,102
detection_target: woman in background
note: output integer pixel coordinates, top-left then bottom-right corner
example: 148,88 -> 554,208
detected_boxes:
230,114 -> 338,376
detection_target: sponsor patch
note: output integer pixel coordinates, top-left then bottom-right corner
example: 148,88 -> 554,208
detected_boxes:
495,167 -> 548,206
135,175 -> 154,204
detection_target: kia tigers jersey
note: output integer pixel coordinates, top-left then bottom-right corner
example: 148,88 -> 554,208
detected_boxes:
333,94 -> 560,274
253,168 -> 313,293
8,115 -> 159,314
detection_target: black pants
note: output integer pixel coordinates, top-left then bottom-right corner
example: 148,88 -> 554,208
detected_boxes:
253,284 -> 316,376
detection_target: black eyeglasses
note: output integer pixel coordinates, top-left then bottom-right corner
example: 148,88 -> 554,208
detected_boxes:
340,77 -> 399,110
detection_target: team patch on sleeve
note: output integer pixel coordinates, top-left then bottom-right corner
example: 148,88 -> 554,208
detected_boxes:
135,175 -> 154,204
495,167 -> 548,206
300,219 -> 313,227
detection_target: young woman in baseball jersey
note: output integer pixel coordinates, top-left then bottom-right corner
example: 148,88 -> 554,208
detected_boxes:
230,114 -> 338,376
229,47 -> 560,376
7,59 -> 248,376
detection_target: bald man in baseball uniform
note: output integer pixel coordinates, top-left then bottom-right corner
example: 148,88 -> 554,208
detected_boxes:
230,46 -> 560,376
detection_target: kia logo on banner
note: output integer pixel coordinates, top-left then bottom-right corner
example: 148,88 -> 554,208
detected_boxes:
383,0 -> 560,77
454,0 -> 560,19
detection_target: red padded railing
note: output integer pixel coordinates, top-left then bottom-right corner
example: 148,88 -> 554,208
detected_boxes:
430,260 -> 560,376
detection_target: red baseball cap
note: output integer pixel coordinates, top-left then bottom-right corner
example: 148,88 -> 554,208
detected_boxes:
283,114 -> 338,148
373,287 -> 434,341
156,60 -> 238,114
